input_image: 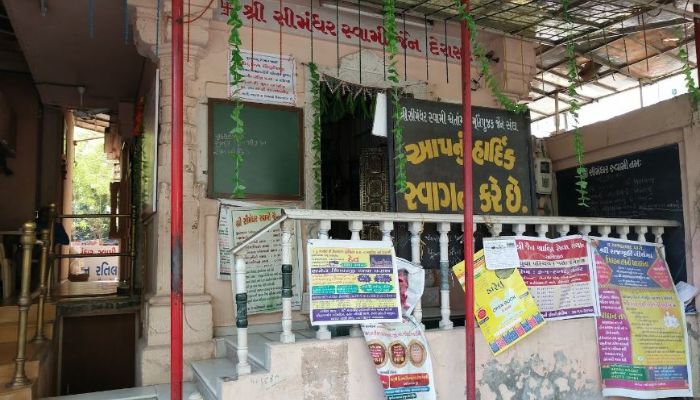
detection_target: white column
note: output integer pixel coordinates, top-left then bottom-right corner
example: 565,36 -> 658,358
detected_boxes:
348,220 -> 363,337
600,225 -> 612,238
579,225 -> 592,236
639,226 -> 650,242
652,227 -> 666,258
235,258 -> 251,375
438,222 -> 453,330
536,224 -> 548,238
280,220 -> 295,343
316,220 -> 332,340
409,222 -> 424,326
513,224 -> 526,237
556,224 -> 569,238
619,226 -> 631,241
380,221 -> 393,243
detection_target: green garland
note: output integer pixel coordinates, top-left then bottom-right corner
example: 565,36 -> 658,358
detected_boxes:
309,63 -> 323,209
562,0 -> 589,207
227,0 -> 246,197
679,47 -> 700,109
452,0 -> 528,114
383,0 -> 407,193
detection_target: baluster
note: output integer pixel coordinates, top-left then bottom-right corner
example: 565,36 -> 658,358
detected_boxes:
489,223 -> 503,237
599,225 -> 612,238
652,227 -> 666,257
32,229 -> 50,343
235,258 -> 251,375
380,221 -> 393,243
536,224 -> 548,238
8,222 -> 36,388
409,222 -> 424,327
348,220 -> 363,337
316,220 -> 332,340
438,223 -> 453,330
513,224 -> 526,237
280,220 -> 295,344
639,226 -> 651,242
45,203 -> 56,303
579,225 -> 592,237
619,226 -> 631,241
556,224 -> 569,238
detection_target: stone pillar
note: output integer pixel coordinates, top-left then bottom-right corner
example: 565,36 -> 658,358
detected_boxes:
129,0 -> 215,385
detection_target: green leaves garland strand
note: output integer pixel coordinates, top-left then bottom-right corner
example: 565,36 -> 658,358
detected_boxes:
309,63 -> 323,209
227,0 -> 246,197
383,0 -> 407,193
562,0 -> 589,207
451,0 -> 528,114
679,47 -> 700,108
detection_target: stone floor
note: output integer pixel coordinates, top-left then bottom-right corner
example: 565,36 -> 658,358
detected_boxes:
43,382 -> 200,400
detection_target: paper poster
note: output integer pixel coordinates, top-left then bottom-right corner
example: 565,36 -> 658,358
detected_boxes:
453,250 -> 545,356
307,240 -> 401,325
396,258 -> 425,317
228,49 -> 296,106
592,238 -> 693,398
362,317 -> 436,400
514,235 -> 598,320
217,204 -> 302,314
483,238 -> 520,270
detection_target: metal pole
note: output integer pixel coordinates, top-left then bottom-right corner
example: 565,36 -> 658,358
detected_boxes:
171,0 -> 185,398
32,229 -> 50,343
460,1 -> 476,399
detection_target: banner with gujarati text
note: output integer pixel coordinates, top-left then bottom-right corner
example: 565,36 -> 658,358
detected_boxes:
453,250 -> 545,355
592,238 -> 693,398
308,239 -> 401,325
362,317 -> 436,400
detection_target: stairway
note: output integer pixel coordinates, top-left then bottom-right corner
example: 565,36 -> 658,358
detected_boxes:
0,302 -> 56,399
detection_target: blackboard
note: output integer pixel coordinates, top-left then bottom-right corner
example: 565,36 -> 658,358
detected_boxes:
390,98 -> 534,215
556,144 -> 686,281
208,99 -> 304,199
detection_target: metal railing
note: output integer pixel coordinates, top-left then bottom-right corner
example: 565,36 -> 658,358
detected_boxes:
229,208 -> 680,376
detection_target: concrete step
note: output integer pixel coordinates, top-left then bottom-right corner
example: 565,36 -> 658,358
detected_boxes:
0,321 -> 53,344
222,335 -> 270,372
0,384 -> 32,400
43,382 -> 200,399
0,341 -> 50,381
0,303 -> 56,324
191,358 -> 237,400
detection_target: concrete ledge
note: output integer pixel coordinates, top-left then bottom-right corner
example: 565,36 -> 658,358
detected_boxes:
136,340 -> 214,386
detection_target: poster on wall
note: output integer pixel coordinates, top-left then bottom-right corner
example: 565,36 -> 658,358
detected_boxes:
394,99 -> 533,215
217,203 -> 302,314
307,239 -> 401,325
68,242 -> 120,282
453,250 -> 545,356
591,238 -> 693,398
228,49 -> 296,106
362,317 -> 437,400
506,235 -> 598,320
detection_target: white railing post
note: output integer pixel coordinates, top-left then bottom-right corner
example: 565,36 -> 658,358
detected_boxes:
409,222 -> 424,327
235,258 -> 251,375
580,225 -> 592,236
619,226 -> 631,240
316,220 -> 332,340
380,221 -> 394,243
600,225 -> 612,238
348,220 -> 364,337
513,223 -> 526,237
652,226 -> 665,247
438,222 -> 453,330
489,223 -> 503,237
280,220 -> 295,344
536,224 -> 548,238
639,226 -> 650,242
556,224 -> 569,238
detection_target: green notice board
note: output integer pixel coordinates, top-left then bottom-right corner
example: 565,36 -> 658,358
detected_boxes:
208,99 -> 304,199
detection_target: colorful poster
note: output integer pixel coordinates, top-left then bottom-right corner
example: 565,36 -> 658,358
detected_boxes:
512,235 -> 598,320
453,250 -> 545,356
592,238 -> 693,398
307,240 -> 401,325
362,317 -> 437,400
217,204 -> 302,314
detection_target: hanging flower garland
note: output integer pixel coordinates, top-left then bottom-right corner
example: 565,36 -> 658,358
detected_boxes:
451,0 -> 528,115
562,0 -> 589,207
383,0 -> 407,193
227,0 -> 246,197
309,62 -> 323,209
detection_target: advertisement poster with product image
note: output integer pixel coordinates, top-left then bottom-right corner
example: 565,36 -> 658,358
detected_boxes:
217,204 -> 303,314
592,238 -> 692,399
453,250 -> 545,356
307,240 -> 401,325
362,317 -> 436,400
509,235 -> 598,320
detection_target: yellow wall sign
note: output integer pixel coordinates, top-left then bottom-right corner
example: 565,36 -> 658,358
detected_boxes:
453,250 -> 545,355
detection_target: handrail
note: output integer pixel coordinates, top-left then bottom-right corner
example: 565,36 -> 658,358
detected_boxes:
281,208 -> 681,227
231,215 -> 288,255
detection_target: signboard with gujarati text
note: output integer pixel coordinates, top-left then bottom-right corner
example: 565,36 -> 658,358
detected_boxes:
393,99 -> 534,215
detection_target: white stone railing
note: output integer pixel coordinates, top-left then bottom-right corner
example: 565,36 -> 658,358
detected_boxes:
230,209 -> 680,375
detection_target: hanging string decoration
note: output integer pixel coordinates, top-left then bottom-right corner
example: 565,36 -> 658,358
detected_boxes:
309,63 -> 323,209
562,0 -> 589,207
227,0 -> 246,197
452,0 -> 528,114
383,0 -> 407,193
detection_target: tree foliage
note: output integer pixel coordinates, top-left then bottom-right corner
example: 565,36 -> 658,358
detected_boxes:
72,128 -> 112,240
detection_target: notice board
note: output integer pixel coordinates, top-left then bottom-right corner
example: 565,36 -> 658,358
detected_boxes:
208,99 -> 303,199
390,98 -> 534,215
556,144 -> 686,281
